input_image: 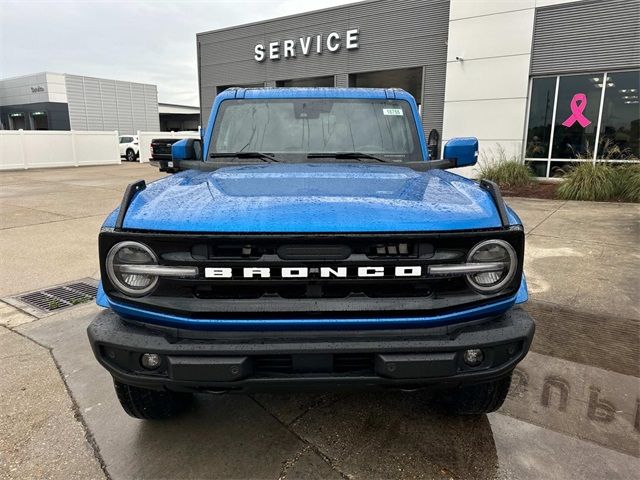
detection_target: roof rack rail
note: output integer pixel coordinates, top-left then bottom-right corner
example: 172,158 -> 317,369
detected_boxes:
479,179 -> 509,227
115,180 -> 146,230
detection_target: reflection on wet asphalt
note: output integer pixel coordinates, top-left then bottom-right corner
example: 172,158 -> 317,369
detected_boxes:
505,352 -> 639,458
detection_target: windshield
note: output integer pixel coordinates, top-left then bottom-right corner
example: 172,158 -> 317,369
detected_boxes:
209,98 -> 421,161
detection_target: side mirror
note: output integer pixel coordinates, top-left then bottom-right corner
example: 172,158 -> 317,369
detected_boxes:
171,138 -> 202,162
443,137 -> 478,168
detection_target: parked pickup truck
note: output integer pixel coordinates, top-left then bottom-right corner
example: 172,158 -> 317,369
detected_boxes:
150,138 -> 181,172
88,87 -> 534,420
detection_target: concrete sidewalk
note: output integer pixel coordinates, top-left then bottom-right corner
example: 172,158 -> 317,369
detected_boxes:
508,197 -> 639,321
1,164 -> 638,479
507,197 -> 639,378
0,163 -> 166,297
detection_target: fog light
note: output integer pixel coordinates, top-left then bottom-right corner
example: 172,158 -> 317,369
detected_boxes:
463,349 -> 484,367
140,353 -> 162,370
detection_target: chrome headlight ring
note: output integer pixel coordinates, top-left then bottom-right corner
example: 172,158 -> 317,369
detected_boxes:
465,239 -> 517,294
106,241 -> 159,297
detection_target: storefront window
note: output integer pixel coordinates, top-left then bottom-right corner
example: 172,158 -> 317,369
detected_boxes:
525,69 -> 640,177
525,77 -> 556,158
525,160 -> 548,177
30,111 -> 49,130
599,70 -> 640,159
8,112 -> 26,130
551,74 -> 602,159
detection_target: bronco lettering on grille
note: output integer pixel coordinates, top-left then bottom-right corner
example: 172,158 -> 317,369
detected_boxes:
204,266 -> 424,279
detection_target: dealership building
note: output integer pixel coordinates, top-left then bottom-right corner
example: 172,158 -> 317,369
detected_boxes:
0,73 -> 201,135
197,0 -> 639,177
0,73 -> 161,134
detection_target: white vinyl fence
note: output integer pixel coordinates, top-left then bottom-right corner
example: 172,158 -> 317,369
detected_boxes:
137,130 -> 201,163
0,130 -> 120,170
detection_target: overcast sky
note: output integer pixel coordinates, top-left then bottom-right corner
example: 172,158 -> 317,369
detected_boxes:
0,0 -> 357,105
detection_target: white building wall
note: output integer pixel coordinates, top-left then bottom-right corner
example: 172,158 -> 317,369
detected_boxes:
442,0 -> 583,176
0,72 -> 67,106
44,73 -> 68,104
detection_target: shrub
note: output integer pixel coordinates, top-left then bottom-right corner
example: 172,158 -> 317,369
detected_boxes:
555,139 -> 640,203
597,139 -> 637,161
478,145 -> 533,190
616,164 -> 640,203
556,162 -> 618,201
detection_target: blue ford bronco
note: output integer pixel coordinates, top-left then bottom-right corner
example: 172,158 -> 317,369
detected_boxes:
88,87 -> 534,419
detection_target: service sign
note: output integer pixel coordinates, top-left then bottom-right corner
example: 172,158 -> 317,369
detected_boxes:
254,29 -> 359,62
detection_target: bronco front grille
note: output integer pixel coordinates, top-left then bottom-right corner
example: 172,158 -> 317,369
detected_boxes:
99,229 -> 524,319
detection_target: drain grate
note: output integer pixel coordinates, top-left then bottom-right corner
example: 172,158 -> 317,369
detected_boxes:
4,279 -> 98,317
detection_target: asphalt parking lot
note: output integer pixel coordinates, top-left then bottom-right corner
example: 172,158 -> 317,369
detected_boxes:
1,163 -> 639,479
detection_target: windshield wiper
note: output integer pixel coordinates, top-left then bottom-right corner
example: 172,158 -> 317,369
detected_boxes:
209,152 -> 280,162
307,152 -> 386,163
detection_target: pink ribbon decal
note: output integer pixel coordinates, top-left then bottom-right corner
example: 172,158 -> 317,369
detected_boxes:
562,93 -> 591,128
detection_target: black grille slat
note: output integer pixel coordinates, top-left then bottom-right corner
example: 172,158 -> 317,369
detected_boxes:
253,354 -> 375,375
184,241 -> 432,261
334,354 -> 375,373
277,244 -> 351,260
253,355 -> 293,374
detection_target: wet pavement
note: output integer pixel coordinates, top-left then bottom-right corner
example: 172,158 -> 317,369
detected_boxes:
0,164 -> 166,297
5,302 -> 638,479
1,164 -> 639,479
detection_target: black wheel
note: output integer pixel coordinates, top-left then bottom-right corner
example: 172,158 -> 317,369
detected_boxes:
432,374 -> 512,415
126,149 -> 136,162
114,381 -> 193,419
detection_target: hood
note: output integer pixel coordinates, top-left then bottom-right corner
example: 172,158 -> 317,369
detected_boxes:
110,164 -> 506,232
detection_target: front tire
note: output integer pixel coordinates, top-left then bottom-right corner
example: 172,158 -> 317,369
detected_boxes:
114,381 -> 193,419
126,149 -> 136,162
433,374 -> 511,415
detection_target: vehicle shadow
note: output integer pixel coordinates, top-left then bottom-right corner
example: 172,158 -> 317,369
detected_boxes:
254,390 -> 499,479
134,389 -> 499,479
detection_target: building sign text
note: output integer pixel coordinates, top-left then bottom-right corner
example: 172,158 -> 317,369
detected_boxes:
254,29 -> 359,62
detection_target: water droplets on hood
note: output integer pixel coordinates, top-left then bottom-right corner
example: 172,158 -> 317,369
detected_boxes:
120,164 -> 501,233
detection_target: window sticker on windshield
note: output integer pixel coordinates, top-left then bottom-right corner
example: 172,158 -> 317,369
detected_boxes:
383,108 -> 403,116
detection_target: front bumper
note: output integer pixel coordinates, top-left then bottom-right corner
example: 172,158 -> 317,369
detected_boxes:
87,308 -> 534,393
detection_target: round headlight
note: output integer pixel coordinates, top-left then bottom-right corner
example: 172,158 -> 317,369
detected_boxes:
106,241 -> 158,297
466,239 -> 517,293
